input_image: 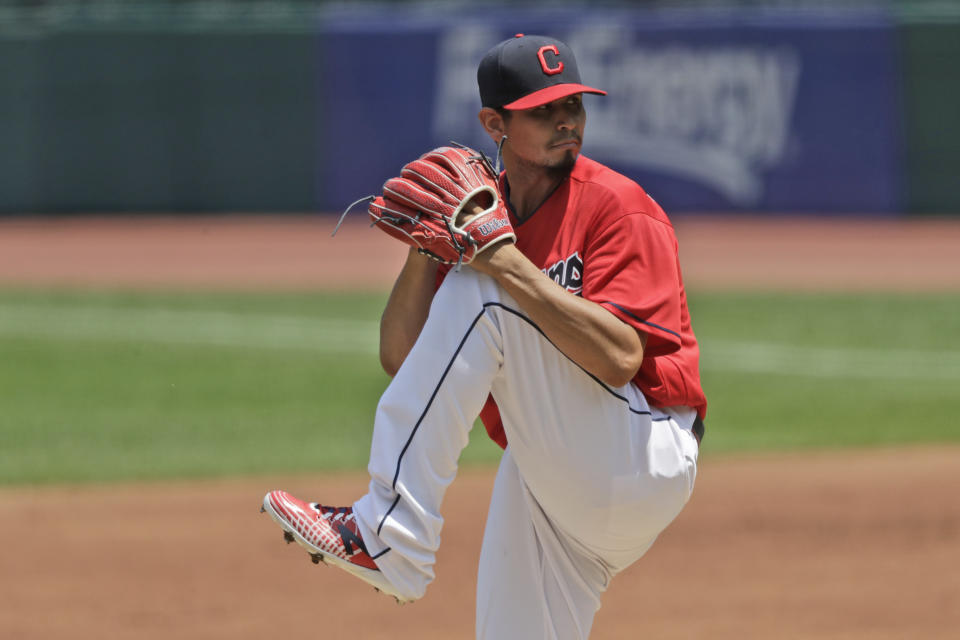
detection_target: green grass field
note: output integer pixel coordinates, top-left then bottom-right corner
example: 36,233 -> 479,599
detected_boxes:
1,288 -> 958,485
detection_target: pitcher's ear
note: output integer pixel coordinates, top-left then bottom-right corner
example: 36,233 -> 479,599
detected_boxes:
478,107 -> 506,142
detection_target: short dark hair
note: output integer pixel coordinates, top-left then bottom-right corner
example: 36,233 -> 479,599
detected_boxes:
495,107 -> 512,123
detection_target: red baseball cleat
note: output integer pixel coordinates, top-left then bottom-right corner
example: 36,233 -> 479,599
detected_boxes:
261,490 -> 408,603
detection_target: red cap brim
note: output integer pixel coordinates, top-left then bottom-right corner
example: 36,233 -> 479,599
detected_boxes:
503,84 -> 607,110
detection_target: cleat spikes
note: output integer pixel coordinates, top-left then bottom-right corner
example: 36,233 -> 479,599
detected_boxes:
260,505 -> 265,513
263,490 -> 407,603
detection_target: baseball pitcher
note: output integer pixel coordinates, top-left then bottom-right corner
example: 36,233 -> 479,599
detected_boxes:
262,34 -> 707,639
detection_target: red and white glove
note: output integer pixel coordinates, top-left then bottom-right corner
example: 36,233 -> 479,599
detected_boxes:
368,145 -> 515,267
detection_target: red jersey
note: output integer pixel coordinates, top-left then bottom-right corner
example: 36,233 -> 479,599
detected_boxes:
440,155 -> 706,449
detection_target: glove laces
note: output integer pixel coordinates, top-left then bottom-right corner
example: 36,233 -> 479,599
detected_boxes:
332,195 -> 375,237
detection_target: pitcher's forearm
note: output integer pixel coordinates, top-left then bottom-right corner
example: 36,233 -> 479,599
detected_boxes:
379,249 -> 439,376
471,242 -> 645,386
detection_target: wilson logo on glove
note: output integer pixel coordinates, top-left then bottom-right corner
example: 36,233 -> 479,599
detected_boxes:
477,218 -> 510,236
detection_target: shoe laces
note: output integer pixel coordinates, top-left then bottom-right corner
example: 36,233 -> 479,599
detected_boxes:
312,504 -> 353,524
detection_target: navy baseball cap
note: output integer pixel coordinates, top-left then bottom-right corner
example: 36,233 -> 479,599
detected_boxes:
478,33 -> 607,110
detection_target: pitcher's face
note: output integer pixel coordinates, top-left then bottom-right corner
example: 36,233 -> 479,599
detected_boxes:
502,94 -> 586,176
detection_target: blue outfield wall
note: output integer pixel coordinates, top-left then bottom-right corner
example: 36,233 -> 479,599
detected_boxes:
317,8 -> 904,214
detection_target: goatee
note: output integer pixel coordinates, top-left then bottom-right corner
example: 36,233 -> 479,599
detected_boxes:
546,151 -> 578,181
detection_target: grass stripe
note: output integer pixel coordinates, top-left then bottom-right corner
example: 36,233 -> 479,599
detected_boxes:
701,341 -> 960,381
0,302 -> 379,355
4,301 -> 960,381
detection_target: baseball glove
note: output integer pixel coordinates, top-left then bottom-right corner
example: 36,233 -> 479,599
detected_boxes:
368,145 -> 515,268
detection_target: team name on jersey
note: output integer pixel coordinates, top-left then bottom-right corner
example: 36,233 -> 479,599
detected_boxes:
542,252 -> 583,294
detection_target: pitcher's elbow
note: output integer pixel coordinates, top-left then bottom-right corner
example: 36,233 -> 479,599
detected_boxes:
602,368 -> 636,388
602,351 -> 643,388
379,346 -> 401,377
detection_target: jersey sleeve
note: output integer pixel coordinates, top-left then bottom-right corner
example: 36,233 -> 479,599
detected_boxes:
582,213 -> 683,357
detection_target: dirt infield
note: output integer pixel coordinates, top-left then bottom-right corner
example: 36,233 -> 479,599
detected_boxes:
2,215 -> 960,291
1,215 -> 959,638
2,449 -> 957,639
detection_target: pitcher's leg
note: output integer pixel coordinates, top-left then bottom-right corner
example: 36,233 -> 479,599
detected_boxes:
352,269 -> 507,600
484,303 -> 698,564
477,450 -> 609,640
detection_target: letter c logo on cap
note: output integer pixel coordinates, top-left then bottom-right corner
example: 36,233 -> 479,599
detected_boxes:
537,45 -> 564,76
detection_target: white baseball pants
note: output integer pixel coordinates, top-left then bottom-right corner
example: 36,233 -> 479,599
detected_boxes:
352,268 -> 699,640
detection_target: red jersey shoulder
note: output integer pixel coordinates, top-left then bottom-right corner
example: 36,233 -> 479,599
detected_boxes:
571,156 -> 671,227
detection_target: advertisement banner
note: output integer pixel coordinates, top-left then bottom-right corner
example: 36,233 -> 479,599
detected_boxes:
318,9 -> 903,214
